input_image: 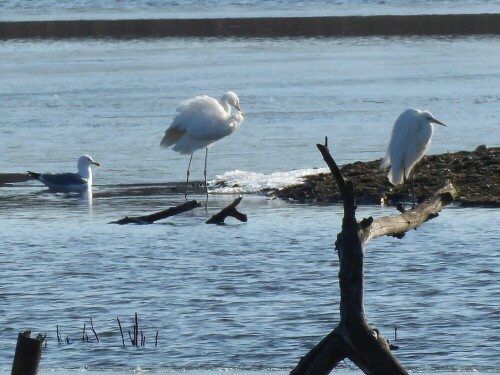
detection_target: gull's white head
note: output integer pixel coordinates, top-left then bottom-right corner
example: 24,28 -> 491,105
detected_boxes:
221,91 -> 244,116
77,155 -> 101,175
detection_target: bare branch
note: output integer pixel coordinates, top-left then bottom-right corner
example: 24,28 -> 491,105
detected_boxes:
110,200 -> 200,224
360,182 -> 458,244
292,143 -> 457,375
206,196 -> 247,224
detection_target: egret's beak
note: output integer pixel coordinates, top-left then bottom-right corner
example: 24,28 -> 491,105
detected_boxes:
93,161 -> 101,167
235,104 -> 244,117
431,117 -> 447,127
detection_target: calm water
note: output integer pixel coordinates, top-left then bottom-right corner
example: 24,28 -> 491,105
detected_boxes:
1,29 -> 499,373
1,0 -> 500,20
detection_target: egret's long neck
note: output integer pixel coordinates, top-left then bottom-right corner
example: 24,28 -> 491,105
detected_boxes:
220,100 -> 232,115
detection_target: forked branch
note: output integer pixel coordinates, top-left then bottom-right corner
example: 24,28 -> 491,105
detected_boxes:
291,142 -> 457,375
206,196 -> 247,224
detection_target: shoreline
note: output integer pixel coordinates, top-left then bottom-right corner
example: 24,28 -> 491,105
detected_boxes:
1,13 -> 500,39
275,145 -> 499,208
2,146 -> 498,207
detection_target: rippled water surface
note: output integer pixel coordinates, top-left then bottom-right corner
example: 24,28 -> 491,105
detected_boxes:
1,193 -> 499,372
2,37 -> 499,184
0,33 -> 499,373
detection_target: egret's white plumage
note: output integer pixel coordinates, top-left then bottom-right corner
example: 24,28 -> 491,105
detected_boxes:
28,155 -> 101,192
381,109 -> 447,185
381,109 -> 447,205
160,91 -> 245,198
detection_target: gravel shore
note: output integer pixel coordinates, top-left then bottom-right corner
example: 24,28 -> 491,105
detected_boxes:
276,145 -> 499,207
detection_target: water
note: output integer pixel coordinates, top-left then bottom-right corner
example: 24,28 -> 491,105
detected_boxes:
1,12 -> 500,374
1,194 -> 499,372
1,0 -> 500,20
1,195 -> 499,372
2,37 -> 500,185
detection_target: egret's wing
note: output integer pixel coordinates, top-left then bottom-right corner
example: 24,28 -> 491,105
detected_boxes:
162,95 -> 242,154
160,127 -> 184,148
173,95 -> 229,140
384,113 -> 414,185
162,96 -> 220,148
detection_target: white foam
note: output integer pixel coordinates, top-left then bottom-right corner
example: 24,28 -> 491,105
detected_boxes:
209,168 -> 329,194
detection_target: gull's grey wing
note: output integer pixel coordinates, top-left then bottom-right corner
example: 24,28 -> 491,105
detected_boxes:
37,172 -> 89,191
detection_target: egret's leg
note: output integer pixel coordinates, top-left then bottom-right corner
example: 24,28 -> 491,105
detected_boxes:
185,153 -> 193,200
402,175 -> 406,209
411,172 -> 416,208
204,147 -> 209,202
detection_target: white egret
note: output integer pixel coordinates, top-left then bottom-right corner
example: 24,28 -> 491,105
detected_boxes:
160,91 -> 245,199
381,109 -> 447,207
28,155 -> 101,192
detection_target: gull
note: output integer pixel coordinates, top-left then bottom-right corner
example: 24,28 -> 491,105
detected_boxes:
28,155 -> 101,193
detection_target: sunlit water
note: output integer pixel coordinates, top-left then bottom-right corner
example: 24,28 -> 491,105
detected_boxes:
0,32 -> 499,373
2,37 -> 499,186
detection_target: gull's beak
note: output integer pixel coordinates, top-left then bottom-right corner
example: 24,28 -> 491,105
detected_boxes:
93,161 -> 101,167
431,117 -> 447,127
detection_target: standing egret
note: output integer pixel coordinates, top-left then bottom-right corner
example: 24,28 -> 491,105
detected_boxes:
160,91 -> 245,199
27,155 -> 101,193
381,109 -> 447,207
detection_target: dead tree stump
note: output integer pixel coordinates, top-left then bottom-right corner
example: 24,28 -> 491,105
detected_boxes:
291,143 -> 458,375
11,331 -> 44,375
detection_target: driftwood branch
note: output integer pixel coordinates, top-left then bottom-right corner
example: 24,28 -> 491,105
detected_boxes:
110,200 -> 200,224
206,196 -> 247,224
291,143 -> 458,375
360,183 -> 458,244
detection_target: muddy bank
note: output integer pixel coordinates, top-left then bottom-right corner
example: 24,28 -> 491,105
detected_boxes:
1,13 -> 500,39
275,145 -> 499,207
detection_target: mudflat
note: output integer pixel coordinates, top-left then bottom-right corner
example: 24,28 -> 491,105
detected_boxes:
276,145 -> 499,207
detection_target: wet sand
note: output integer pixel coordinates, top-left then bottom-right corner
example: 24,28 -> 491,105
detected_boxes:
275,145 -> 500,207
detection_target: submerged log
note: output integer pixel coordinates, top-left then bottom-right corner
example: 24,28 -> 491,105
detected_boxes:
206,196 -> 247,224
110,200 -> 200,224
291,143 -> 458,375
0,173 -> 30,185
